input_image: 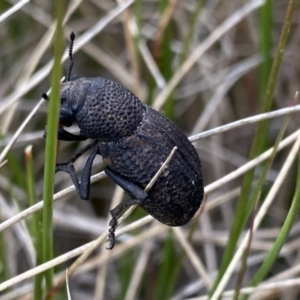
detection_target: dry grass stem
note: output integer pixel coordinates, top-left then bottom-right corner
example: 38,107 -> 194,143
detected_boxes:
205,129 -> 300,194
173,227 -> 212,289
124,222 -> 157,300
0,98 -> 45,164
190,104 -> 300,142
0,0 -> 29,23
93,186 -> 124,299
0,0 -> 134,115
1,1 -> 300,298
153,0 -> 264,111
210,133 -> 300,300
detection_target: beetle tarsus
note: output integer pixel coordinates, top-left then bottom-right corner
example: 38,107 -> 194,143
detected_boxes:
106,232 -> 115,250
56,147 -> 98,200
106,197 -> 147,249
106,205 -> 121,250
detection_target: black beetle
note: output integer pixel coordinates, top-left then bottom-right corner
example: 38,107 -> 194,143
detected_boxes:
44,32 -> 204,249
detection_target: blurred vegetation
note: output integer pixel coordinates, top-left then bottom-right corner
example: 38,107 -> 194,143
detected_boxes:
0,0 -> 300,299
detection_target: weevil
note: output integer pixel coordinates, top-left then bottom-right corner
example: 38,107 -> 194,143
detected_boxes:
44,32 -> 204,249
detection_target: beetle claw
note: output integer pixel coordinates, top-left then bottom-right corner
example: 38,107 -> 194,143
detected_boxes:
106,232 -> 115,250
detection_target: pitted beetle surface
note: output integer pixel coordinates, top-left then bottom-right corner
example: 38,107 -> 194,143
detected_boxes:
44,32 -> 204,249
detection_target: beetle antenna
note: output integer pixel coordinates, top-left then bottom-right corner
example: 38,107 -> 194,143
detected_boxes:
67,31 -> 75,82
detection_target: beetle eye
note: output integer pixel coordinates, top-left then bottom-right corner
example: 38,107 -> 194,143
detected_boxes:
59,108 -> 74,127
71,104 -> 78,112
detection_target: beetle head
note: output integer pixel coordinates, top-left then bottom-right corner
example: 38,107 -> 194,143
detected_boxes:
42,32 -> 79,127
59,93 -> 76,127
59,78 -> 91,127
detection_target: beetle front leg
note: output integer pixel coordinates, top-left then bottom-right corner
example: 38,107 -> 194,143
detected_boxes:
56,139 -> 98,166
105,168 -> 148,249
56,147 -> 98,200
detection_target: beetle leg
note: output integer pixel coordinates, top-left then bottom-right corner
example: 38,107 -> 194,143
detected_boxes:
105,168 -> 148,249
56,146 -> 98,200
107,197 -> 146,250
105,168 -> 148,200
57,140 -> 98,166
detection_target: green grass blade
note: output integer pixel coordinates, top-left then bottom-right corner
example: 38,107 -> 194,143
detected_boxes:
209,0 -> 297,296
42,2 -> 64,291
233,203 -> 256,300
246,135 -> 300,296
258,0 -> 273,100
154,229 -> 176,299
245,112 -> 291,215
25,146 -> 44,299
0,232 -> 8,283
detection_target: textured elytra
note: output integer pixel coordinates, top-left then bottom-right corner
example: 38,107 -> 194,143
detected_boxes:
99,106 -> 203,226
59,76 -> 204,227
